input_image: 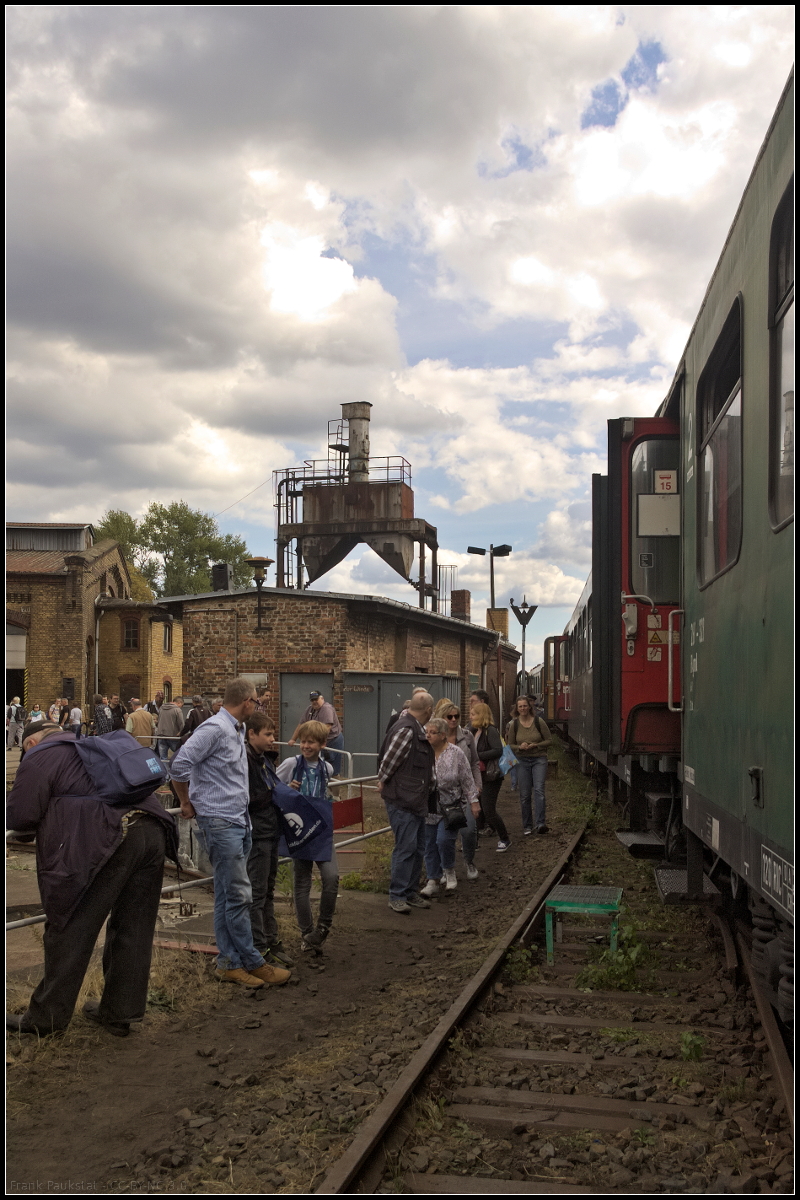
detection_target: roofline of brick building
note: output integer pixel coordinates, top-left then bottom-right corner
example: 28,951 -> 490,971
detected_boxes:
160,585 -> 516,647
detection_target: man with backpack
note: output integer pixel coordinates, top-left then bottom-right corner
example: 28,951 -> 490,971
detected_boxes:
5,720 -> 177,1037
6,696 -> 26,748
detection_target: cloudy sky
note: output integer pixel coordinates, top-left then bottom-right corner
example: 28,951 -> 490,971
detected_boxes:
6,5 -> 794,662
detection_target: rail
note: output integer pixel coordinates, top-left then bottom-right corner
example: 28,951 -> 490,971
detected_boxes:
314,823 -> 587,1194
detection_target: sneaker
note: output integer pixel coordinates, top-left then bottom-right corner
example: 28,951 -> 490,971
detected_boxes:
405,893 -> 431,909
303,926 -> 329,949
537,825 -> 549,835
249,962 -> 291,986
82,1000 -> 131,1037
444,869 -> 457,891
466,863 -> 479,881
439,874 -> 447,885
496,840 -> 511,853
389,898 -> 411,914
214,967 -> 265,988
523,827 -> 534,836
265,944 -> 296,969
420,878 -> 439,897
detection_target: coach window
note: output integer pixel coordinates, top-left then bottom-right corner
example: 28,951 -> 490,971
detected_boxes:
122,618 -> 140,649
769,180 -> 794,528
630,438 -> 680,602
697,297 -> 743,585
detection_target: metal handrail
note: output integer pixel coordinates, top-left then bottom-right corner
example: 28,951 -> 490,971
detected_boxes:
668,608 -> 684,712
6,779 -> 387,930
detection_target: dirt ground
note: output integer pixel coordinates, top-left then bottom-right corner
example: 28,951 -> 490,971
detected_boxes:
6,752 -> 593,1195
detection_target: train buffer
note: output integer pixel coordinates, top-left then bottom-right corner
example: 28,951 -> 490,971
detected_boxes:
544,885 -> 623,965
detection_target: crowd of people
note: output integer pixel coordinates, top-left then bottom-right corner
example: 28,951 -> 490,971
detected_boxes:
378,687 -> 551,913
5,677 -> 550,1039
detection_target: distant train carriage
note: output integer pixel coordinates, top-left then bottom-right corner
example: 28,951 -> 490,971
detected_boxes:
560,72 -> 793,1021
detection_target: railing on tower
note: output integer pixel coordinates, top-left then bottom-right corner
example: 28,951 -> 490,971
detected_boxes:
273,455 -> 413,588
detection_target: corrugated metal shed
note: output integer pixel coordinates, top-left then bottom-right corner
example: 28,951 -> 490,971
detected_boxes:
6,523 -> 94,551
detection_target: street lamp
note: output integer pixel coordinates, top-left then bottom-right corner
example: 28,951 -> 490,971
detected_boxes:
510,595 -> 538,690
467,543 -> 512,610
468,543 -> 512,724
246,557 -> 274,630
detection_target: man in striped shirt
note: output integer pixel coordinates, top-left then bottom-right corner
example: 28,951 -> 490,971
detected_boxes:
169,678 -> 290,989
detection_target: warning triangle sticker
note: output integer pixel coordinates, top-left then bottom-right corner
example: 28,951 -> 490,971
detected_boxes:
648,631 -> 664,644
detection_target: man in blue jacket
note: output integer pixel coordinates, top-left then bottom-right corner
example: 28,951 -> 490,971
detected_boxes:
6,721 -> 177,1037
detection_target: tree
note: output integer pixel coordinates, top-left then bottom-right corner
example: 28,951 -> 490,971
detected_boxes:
96,502 -> 252,597
94,509 -> 154,600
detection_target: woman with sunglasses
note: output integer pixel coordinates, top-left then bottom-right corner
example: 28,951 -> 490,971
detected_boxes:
433,698 -> 482,879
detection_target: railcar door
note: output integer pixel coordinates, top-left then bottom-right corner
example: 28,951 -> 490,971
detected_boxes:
608,417 -> 682,757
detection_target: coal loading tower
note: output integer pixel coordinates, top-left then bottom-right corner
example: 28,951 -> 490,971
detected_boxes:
274,403 -> 439,610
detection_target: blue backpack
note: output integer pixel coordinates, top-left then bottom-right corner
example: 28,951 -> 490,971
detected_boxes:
28,729 -> 167,804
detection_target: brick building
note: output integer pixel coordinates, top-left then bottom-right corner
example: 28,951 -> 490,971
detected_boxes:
161,582 -> 519,759
96,598 -> 183,706
5,523 -> 183,713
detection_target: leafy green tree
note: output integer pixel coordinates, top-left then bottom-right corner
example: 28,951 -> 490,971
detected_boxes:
95,502 -> 252,597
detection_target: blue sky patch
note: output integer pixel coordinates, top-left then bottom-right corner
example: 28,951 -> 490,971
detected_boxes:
581,39 -> 667,129
349,232 -> 567,367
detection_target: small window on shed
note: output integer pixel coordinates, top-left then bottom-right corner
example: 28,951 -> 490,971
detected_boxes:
123,619 -> 140,649
163,622 -> 173,653
697,296 -> 743,585
769,179 -> 794,528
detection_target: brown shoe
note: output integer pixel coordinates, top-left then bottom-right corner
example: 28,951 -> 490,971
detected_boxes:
214,968 -> 265,987
248,962 -> 291,986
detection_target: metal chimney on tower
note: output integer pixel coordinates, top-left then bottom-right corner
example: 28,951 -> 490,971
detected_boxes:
343,402 -> 371,482
274,403 -> 439,608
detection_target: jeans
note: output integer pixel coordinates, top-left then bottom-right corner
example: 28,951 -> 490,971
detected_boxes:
517,756 -> 547,829
293,850 -> 339,936
458,803 -> 477,864
157,738 -> 175,770
194,815 -> 264,973
322,732 -> 345,775
424,819 -> 459,877
385,803 -> 426,902
247,807 -> 281,953
24,817 -> 166,1032
7,722 -> 24,748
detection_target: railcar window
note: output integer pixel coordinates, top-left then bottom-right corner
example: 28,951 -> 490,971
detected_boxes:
697,298 -> 743,584
630,438 -> 680,602
770,180 -> 794,527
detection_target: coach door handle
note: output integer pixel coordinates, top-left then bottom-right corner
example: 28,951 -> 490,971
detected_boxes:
667,609 -> 684,712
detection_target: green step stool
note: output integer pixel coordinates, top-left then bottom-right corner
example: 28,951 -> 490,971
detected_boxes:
544,884 -> 623,965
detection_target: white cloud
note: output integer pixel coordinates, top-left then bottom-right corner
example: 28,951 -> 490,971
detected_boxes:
5,3 -> 793,666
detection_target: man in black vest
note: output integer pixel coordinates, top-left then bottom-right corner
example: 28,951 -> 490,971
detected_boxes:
377,690 -> 435,914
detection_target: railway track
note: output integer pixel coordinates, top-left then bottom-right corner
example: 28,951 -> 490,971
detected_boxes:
315,821 -> 794,1195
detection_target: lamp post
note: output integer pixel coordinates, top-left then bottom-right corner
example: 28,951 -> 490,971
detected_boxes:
467,543 -> 512,610
468,542 -> 512,723
246,557 -> 274,630
510,595 -> 538,693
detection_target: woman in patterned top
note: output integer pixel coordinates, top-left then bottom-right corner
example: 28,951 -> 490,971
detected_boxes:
420,718 -> 480,895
